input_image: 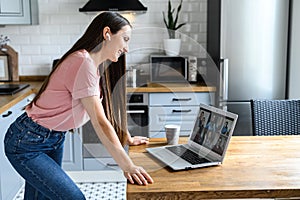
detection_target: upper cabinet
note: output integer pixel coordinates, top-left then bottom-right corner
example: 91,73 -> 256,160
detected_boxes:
0,0 -> 38,25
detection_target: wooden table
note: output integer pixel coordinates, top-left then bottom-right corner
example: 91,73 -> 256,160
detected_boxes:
127,136 -> 300,199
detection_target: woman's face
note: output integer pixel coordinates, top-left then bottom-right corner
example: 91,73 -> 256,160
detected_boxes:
106,25 -> 132,62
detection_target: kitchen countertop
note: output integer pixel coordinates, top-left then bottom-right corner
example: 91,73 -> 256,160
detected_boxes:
127,83 -> 216,93
0,82 -> 215,114
0,81 -> 43,114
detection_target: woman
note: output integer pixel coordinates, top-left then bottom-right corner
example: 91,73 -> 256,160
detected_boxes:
4,12 -> 153,200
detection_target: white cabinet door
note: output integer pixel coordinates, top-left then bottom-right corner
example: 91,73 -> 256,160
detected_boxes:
83,142 -> 121,171
81,121 -> 123,171
0,103 -> 21,200
0,0 -> 38,25
0,94 -> 34,200
0,0 -> 22,14
62,129 -> 83,171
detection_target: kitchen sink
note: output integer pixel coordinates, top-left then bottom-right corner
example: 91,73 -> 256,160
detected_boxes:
0,83 -> 30,95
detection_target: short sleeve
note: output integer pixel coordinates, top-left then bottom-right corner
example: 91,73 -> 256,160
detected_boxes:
63,52 -> 100,100
72,59 -> 100,100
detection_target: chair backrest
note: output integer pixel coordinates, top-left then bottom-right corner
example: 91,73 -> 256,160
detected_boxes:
250,99 -> 300,136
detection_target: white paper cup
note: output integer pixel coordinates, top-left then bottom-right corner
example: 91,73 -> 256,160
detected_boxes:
165,124 -> 180,145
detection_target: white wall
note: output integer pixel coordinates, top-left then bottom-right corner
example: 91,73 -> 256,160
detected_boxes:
288,0 -> 300,99
0,0 -> 207,76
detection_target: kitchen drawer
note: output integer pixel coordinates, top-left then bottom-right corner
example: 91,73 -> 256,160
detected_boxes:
149,131 -> 191,138
83,158 -> 120,171
149,106 -> 199,132
149,92 -> 212,106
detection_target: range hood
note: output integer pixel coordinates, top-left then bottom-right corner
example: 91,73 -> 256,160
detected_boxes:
79,0 -> 147,13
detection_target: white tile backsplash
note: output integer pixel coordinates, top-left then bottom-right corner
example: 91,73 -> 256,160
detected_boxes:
40,25 -> 60,34
21,46 -> 41,55
0,0 -> 207,75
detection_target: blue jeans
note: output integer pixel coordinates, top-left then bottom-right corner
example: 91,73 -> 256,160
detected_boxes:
4,112 -> 85,200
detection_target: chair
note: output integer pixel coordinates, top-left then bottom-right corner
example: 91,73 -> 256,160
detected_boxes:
250,99 -> 300,136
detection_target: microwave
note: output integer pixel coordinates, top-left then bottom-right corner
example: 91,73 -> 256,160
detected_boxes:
150,55 -> 197,83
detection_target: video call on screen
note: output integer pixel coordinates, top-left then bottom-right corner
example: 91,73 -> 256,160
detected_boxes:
191,108 -> 234,156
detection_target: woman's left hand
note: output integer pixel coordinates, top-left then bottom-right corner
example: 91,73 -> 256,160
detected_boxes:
128,136 -> 149,146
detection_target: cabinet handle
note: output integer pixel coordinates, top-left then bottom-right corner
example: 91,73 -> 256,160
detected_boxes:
107,163 -> 119,167
172,109 -> 192,113
126,110 -> 145,114
172,98 -> 192,101
2,111 -> 12,118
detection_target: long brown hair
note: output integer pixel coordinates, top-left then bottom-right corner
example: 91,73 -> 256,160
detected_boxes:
100,55 -> 128,146
28,12 -> 131,146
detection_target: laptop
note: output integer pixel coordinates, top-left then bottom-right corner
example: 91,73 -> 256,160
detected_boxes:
146,103 -> 238,170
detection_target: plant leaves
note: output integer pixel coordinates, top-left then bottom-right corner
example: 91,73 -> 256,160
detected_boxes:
163,0 -> 186,36
175,23 -> 186,30
174,0 -> 183,28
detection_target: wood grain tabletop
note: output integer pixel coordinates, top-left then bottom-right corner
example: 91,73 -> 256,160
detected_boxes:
127,136 -> 300,199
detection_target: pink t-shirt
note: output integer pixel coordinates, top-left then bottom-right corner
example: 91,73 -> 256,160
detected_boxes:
26,50 -> 100,131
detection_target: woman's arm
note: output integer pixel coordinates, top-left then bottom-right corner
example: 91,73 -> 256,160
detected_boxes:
80,96 -> 153,185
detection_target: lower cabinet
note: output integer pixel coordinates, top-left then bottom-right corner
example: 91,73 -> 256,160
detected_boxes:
81,121 -> 122,171
82,144 -> 128,172
0,93 -> 83,199
62,129 -> 83,171
149,92 -> 214,138
0,94 -> 35,200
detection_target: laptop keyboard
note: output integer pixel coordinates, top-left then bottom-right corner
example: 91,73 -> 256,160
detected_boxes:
166,146 -> 210,165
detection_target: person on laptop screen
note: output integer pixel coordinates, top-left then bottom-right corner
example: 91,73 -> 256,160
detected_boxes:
190,107 -> 235,156
146,104 -> 238,171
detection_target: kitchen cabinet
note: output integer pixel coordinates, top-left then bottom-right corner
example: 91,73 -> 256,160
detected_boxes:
0,91 -> 84,200
81,121 -> 122,171
149,92 -> 214,138
0,93 -> 34,200
62,129 -> 83,171
0,0 -> 38,25
82,143 -> 121,171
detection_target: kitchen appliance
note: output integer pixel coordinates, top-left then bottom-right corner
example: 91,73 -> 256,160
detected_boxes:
187,56 -> 197,82
79,0 -> 147,13
208,0 -> 289,136
127,93 -> 149,137
288,0 -> 300,99
150,54 -> 197,83
0,83 -> 30,95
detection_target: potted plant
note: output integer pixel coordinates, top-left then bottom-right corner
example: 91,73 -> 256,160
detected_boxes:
0,35 -> 10,50
162,0 -> 186,56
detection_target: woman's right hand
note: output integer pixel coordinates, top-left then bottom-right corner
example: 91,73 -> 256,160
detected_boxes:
124,165 -> 154,185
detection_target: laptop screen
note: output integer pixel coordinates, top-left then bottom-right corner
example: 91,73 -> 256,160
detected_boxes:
190,107 -> 235,156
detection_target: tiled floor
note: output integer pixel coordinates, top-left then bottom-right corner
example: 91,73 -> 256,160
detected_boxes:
14,182 -> 126,200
